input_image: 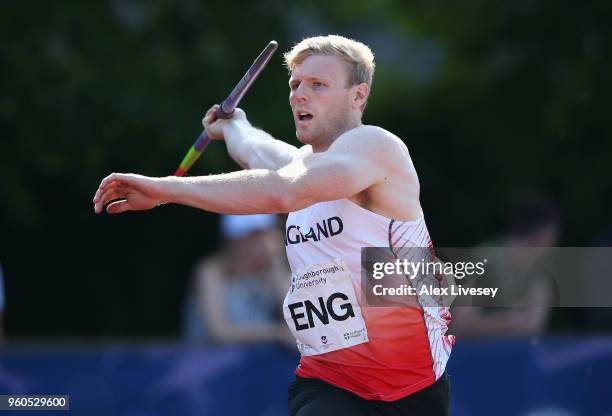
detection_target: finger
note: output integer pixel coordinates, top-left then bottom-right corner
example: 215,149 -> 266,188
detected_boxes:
93,180 -> 126,212
94,187 -> 128,214
202,105 -> 220,126
101,187 -> 127,206
208,104 -> 220,118
106,199 -> 132,215
94,172 -> 137,204
98,173 -> 130,193
93,179 -> 123,204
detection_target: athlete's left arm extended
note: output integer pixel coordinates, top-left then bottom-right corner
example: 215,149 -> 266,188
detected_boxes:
93,126 -> 403,215
162,126 -> 403,214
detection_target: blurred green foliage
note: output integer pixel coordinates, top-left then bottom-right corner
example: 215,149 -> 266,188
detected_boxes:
1,1 -> 610,336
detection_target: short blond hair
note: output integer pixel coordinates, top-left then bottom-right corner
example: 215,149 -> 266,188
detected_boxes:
283,35 -> 375,89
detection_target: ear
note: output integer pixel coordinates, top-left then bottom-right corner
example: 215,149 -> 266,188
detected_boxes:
351,83 -> 369,111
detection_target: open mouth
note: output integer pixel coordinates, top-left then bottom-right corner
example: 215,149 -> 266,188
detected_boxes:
297,112 -> 313,121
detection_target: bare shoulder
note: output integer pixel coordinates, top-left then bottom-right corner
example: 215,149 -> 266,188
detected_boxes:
332,125 -> 410,167
335,125 -> 406,149
297,144 -> 314,157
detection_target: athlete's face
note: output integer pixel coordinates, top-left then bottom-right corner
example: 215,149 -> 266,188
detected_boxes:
289,55 -> 357,149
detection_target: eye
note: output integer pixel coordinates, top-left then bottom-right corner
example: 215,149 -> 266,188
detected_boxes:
312,81 -> 323,88
290,81 -> 300,91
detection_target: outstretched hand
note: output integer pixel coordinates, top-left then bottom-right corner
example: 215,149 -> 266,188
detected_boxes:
93,173 -> 166,214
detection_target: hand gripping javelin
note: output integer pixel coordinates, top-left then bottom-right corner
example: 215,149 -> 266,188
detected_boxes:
174,40 -> 279,177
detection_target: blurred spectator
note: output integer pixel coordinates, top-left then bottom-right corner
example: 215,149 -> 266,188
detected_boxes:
450,193 -> 562,337
183,214 -> 293,345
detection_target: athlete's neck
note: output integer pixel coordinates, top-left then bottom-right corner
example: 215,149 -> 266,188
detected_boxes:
312,121 -> 363,153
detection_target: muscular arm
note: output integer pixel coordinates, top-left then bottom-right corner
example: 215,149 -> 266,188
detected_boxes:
223,118 -> 300,170
166,126 -> 393,213
203,107 -> 300,170
93,126 -> 401,215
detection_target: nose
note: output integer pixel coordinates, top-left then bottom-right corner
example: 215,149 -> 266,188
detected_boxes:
290,83 -> 308,105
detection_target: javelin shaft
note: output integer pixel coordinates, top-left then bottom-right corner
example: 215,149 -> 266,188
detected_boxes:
174,41 -> 278,177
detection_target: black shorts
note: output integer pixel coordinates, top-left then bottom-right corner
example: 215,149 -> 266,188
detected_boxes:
288,373 -> 450,416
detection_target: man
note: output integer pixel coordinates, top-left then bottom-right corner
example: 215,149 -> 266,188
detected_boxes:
93,35 -> 453,415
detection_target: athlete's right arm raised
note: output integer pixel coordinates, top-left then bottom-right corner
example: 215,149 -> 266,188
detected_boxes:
203,105 -> 300,170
